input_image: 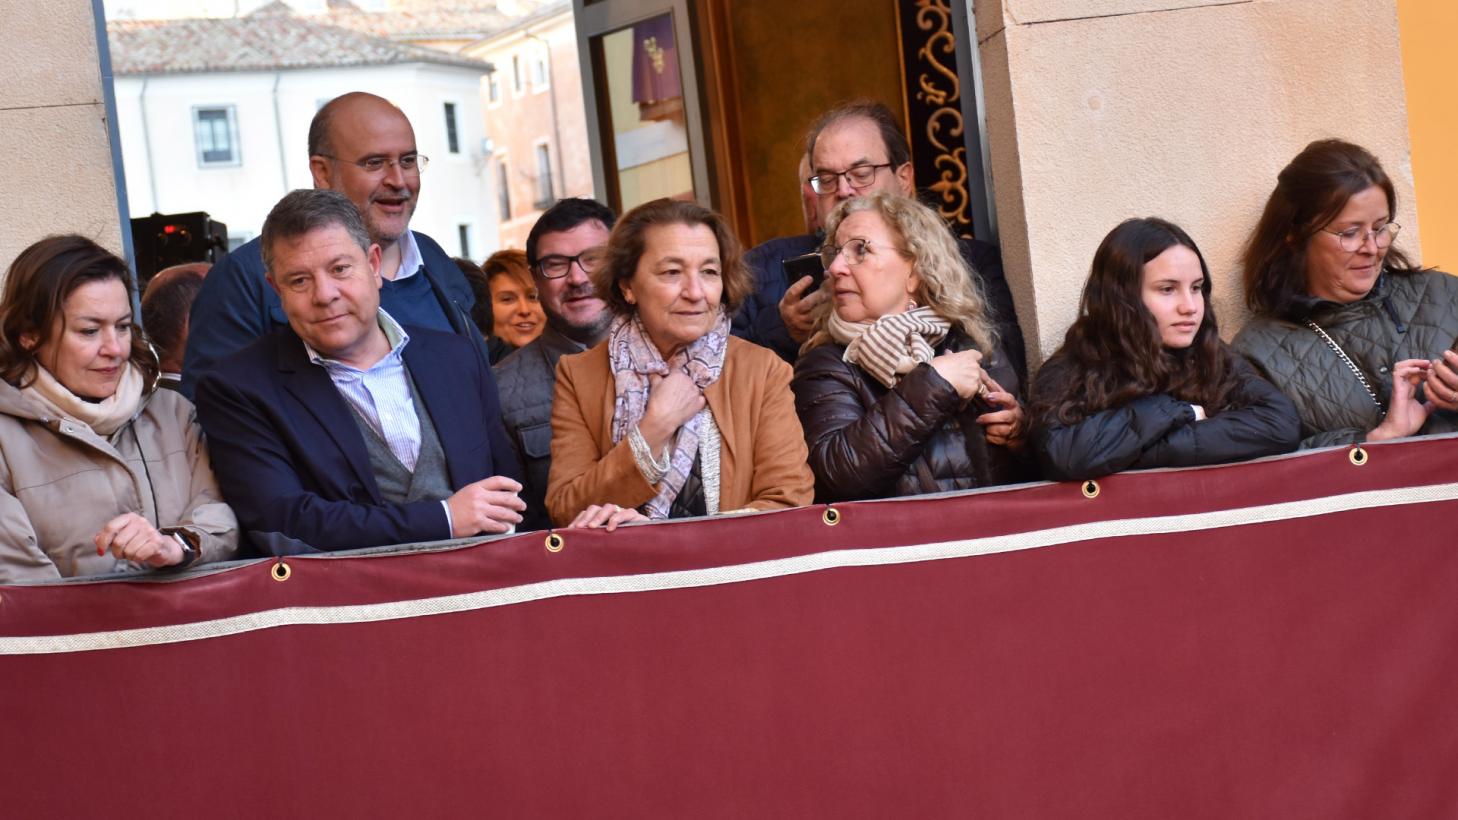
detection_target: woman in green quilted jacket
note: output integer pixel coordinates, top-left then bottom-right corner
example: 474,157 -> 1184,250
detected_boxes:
1233,139 -> 1458,449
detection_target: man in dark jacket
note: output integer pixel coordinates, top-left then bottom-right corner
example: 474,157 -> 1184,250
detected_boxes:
494,198 -> 617,531
180,92 -> 480,397
195,190 -> 523,555
733,101 -> 1026,380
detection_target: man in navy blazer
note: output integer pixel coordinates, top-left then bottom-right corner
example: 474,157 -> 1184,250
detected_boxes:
196,190 -> 524,555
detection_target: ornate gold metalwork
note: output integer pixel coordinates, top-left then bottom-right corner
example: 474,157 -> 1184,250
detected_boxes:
913,0 -> 972,236
914,1 -> 970,232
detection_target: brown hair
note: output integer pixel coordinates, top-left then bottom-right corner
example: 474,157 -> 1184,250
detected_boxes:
591,198 -> 753,317
1242,138 -> 1419,319
484,249 -> 534,293
0,235 -> 159,389
1031,218 -> 1248,429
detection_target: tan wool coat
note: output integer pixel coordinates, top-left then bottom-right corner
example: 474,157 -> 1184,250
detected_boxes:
547,336 -> 814,526
0,381 -> 238,582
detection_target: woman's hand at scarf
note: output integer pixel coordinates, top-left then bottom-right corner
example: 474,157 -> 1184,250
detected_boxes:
929,348 -> 986,400
568,503 -> 649,531
94,513 -> 183,568
976,376 -> 1027,451
639,371 -> 706,452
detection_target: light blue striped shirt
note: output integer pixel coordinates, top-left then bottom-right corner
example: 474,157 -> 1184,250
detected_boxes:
304,309 -> 421,471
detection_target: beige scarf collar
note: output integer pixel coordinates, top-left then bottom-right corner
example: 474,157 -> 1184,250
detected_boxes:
22,363 -> 146,437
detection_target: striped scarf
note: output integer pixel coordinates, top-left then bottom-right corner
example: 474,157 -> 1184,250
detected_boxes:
827,306 -> 952,388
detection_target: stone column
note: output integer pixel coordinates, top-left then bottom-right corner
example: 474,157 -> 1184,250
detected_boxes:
0,1 -> 127,274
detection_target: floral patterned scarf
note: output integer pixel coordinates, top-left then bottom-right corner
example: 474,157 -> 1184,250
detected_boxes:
608,310 -> 731,519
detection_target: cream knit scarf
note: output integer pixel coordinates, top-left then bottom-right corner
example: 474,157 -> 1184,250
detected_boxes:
22,363 -> 146,437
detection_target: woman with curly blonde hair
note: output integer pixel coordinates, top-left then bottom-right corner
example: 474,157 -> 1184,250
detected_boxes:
791,193 -> 1032,501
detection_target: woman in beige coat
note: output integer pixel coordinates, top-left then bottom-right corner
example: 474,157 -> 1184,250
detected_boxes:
0,235 -> 237,582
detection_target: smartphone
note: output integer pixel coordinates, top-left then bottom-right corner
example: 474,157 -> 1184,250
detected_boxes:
783,251 -> 826,293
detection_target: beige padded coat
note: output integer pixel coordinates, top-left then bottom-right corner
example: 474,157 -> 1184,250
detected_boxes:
0,380 -> 238,582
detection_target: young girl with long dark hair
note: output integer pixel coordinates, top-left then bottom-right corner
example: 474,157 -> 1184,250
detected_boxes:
1030,218 -> 1299,481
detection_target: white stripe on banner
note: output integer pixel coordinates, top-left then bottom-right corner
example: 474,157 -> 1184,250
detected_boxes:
3,481 -> 1456,656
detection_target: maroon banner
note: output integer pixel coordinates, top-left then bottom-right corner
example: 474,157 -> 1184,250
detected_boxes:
2,437 -> 1456,818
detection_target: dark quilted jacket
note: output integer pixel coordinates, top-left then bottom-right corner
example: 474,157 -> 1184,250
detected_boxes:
493,326 -> 586,531
791,329 -> 1032,502
1233,270 -> 1458,448
1030,354 -> 1300,481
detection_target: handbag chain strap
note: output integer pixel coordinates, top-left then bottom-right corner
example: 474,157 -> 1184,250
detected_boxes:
1304,319 -> 1384,413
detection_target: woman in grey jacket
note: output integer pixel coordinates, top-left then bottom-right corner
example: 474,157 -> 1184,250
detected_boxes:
1233,139 -> 1458,448
0,235 -> 237,582
1031,218 -> 1300,481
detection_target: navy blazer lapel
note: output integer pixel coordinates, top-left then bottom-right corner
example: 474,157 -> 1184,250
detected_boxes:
275,332 -> 379,495
404,332 -> 477,487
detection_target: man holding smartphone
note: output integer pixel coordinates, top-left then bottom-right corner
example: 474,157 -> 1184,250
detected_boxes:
731,100 -> 1025,381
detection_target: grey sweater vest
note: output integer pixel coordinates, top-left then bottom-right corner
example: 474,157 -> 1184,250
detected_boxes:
349,380 -> 452,505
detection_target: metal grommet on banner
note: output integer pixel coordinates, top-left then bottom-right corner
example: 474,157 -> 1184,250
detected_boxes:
1081,480 -> 1101,499
822,507 -> 841,526
270,561 -> 291,582
545,532 -> 565,553
1349,446 -> 1369,466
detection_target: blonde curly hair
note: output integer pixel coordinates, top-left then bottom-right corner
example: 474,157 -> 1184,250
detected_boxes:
804,192 -> 998,355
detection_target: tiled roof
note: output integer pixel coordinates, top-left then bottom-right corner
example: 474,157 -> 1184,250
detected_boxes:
323,0 -> 568,42
107,14 -> 494,74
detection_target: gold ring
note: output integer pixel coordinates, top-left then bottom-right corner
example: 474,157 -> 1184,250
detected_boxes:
545,532 -> 565,553
1348,446 -> 1368,466
1081,480 -> 1101,499
271,562 -> 291,582
822,507 -> 841,526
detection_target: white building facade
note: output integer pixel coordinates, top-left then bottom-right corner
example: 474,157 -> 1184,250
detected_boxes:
463,3 -> 593,249
111,28 -> 499,259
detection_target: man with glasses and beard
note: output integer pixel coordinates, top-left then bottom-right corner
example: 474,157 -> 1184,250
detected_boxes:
494,198 -> 617,530
181,92 -> 481,397
732,100 -> 1026,380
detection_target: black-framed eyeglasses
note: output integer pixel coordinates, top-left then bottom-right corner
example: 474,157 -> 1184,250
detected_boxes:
536,247 -> 607,279
317,153 -> 429,175
819,237 -> 911,269
1320,222 -> 1401,253
808,162 -> 895,195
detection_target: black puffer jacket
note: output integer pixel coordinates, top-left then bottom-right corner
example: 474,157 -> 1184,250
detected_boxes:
1233,270 -> 1458,448
1030,354 -> 1300,481
791,329 -> 1031,502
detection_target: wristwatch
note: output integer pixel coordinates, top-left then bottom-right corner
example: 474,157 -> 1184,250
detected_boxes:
166,529 -> 201,569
